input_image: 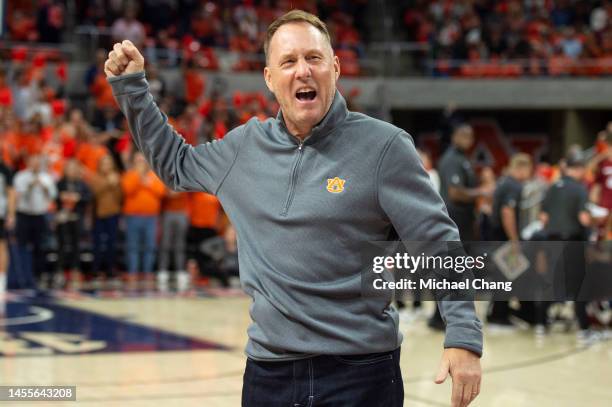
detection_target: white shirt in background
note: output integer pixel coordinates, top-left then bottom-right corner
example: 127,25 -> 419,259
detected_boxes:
13,170 -> 57,215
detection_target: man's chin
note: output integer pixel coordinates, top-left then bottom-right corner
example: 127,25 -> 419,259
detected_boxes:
299,106 -> 326,120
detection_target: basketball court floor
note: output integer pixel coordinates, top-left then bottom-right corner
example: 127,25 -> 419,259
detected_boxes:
0,290 -> 610,406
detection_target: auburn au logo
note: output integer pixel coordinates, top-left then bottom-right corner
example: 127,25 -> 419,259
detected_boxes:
326,177 -> 346,193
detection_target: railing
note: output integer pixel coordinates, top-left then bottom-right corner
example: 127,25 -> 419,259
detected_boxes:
423,57 -> 612,78
0,40 -> 76,60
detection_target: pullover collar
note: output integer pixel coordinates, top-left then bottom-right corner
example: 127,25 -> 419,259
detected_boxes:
276,89 -> 348,146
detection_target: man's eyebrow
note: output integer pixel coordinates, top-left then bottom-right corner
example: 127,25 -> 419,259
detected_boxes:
277,48 -> 324,61
277,52 -> 296,61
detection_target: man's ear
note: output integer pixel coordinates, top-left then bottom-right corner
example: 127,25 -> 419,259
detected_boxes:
333,55 -> 340,81
264,66 -> 274,94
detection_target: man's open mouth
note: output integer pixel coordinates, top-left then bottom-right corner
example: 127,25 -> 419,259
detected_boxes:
296,89 -> 317,101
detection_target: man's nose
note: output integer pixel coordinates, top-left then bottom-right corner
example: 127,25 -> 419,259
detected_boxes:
295,58 -> 312,79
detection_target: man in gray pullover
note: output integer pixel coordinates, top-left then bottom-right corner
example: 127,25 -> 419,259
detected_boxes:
105,10 -> 482,407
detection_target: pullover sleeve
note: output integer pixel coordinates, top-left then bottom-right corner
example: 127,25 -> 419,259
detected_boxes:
376,130 -> 483,357
109,72 -> 244,195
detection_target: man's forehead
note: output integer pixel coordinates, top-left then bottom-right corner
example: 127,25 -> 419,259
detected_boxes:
269,22 -> 330,58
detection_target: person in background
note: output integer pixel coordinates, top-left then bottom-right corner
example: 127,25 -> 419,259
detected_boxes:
0,157 -> 16,297
490,155 -> 533,242
540,151 -> 595,344
111,3 -> 146,49
145,64 -> 166,102
90,155 -> 123,289
121,151 -> 165,290
417,149 -> 441,192
488,154 -> 533,328
157,189 -> 189,292
0,110 -> 18,170
55,159 -> 91,289
438,102 -> 464,154
85,49 -> 108,89
74,128 -> 110,180
477,166 -> 496,241
41,122 -> 68,181
13,154 -> 57,289
15,115 -> 46,170
438,124 -> 488,241
185,191 -> 223,292
590,128 -> 612,240
430,124 -> 489,331
200,223 -> 239,288
519,161 -> 552,241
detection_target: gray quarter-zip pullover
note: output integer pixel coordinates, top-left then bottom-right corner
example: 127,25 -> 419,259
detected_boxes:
109,72 -> 483,360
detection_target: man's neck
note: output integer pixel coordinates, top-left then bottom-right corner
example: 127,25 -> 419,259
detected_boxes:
282,98 -> 336,140
285,122 -> 313,140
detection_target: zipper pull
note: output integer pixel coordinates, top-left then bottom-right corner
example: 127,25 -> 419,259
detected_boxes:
298,141 -> 304,150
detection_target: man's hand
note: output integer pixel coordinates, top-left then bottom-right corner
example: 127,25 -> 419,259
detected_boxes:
435,348 -> 481,407
104,40 -> 145,78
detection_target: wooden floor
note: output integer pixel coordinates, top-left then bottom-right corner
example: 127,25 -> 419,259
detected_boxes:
0,293 -> 610,406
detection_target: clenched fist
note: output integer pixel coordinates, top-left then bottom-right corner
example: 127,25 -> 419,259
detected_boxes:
104,40 -> 145,77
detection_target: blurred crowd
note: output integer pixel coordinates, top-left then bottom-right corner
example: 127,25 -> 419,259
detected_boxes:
403,0 -> 612,76
0,53 -> 272,293
8,1 -> 612,77
6,0 -> 367,75
0,132 -> 239,294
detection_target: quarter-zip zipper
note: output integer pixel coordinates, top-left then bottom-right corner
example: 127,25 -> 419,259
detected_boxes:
280,139 -> 305,216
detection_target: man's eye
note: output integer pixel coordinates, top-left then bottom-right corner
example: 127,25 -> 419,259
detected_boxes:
308,55 -> 321,61
282,59 -> 295,65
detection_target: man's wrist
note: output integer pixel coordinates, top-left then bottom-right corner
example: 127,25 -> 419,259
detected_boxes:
108,71 -> 147,96
444,344 -> 483,358
444,325 -> 483,358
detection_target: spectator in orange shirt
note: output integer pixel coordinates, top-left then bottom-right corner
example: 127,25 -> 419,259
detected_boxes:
186,191 -> 222,289
41,124 -> 67,180
75,137 -> 109,180
90,71 -> 117,111
121,152 -> 165,285
58,108 -> 94,160
183,60 -> 206,105
0,110 -> 18,169
15,115 -> 45,170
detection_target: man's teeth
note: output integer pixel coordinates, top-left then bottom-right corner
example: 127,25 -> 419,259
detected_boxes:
296,90 -> 316,100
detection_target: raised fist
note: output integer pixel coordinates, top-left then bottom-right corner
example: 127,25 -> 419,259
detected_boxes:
104,40 -> 145,78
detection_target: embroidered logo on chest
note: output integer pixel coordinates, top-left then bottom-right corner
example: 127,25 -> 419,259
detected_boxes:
326,177 -> 346,193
